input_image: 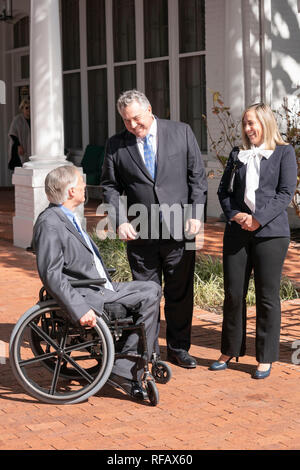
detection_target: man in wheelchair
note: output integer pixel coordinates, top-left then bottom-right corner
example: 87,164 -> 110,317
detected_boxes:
32,165 -> 162,402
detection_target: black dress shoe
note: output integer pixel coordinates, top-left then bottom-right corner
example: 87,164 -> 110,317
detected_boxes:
167,349 -> 197,369
107,373 -> 148,400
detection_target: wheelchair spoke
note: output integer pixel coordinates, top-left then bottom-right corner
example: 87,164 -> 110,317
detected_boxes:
49,356 -> 63,395
29,321 -> 60,351
49,322 -> 70,395
61,353 -> 94,383
19,351 -> 58,367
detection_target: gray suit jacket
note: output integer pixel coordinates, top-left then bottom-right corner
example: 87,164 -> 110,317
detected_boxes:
33,204 -> 112,323
101,118 -> 207,242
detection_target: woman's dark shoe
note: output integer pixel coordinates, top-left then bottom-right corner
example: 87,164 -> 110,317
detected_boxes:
209,356 -> 238,371
253,364 -> 272,379
108,373 -> 148,400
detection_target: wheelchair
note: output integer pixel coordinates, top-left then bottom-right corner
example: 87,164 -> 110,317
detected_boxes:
9,278 -> 172,406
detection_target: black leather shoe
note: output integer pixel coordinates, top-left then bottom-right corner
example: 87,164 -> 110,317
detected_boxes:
167,349 -> 197,369
107,373 -> 148,400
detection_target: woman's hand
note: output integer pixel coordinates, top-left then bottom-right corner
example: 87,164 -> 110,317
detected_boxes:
231,213 -> 260,231
231,213 -> 248,225
241,215 -> 261,231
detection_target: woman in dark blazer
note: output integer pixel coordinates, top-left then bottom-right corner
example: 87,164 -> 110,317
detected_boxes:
210,102 -> 297,379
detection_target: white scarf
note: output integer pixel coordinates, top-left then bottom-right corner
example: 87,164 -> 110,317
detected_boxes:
238,144 -> 273,212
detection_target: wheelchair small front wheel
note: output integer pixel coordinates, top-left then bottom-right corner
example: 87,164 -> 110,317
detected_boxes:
145,379 -> 159,406
151,360 -> 172,384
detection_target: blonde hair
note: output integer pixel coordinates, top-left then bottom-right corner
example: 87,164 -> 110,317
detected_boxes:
241,102 -> 287,150
45,165 -> 79,204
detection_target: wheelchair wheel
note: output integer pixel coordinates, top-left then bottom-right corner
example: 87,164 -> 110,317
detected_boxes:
145,379 -> 159,406
151,360 -> 172,384
9,301 -> 114,405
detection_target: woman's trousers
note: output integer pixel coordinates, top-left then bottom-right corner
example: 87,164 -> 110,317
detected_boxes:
221,228 -> 289,363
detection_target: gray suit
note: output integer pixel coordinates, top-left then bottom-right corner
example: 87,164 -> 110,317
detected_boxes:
33,204 -> 161,380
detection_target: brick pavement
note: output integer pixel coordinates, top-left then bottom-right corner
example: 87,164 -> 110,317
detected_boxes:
0,189 -> 300,451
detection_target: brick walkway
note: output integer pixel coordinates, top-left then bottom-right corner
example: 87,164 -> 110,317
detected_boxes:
0,188 -> 300,450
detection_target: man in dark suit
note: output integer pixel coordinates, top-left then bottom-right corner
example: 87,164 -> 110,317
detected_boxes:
33,165 -> 161,401
101,90 -> 207,369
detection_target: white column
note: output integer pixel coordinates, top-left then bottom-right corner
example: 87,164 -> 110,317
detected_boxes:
25,0 -> 67,168
12,0 -> 84,248
224,0 -> 245,119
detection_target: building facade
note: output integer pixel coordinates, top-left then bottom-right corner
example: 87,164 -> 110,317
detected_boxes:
0,0 -> 299,219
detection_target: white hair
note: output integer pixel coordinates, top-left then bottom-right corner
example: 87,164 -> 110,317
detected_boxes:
45,165 -> 79,204
117,89 -> 151,115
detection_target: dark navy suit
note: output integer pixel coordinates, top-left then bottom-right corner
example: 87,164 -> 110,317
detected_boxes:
101,118 -> 207,355
217,144 -> 297,362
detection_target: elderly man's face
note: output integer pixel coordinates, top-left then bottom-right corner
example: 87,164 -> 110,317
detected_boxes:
120,101 -> 154,139
72,171 -> 86,206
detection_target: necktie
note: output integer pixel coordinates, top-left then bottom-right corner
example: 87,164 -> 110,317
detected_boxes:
143,134 -> 156,179
72,214 -> 114,291
238,145 -> 273,212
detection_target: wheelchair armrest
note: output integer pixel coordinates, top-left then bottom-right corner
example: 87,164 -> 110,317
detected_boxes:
70,278 -> 107,287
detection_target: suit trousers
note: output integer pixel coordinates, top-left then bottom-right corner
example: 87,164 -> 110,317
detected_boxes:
221,227 -> 289,363
127,239 -> 195,354
94,281 -> 161,381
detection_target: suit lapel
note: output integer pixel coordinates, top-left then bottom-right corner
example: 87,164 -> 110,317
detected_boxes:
155,118 -> 165,179
50,205 -> 93,253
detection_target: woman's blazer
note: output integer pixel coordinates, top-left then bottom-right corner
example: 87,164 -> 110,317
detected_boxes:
217,144 -> 297,237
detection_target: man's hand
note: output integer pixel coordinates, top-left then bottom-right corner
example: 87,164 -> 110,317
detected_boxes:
185,218 -> 201,237
79,309 -> 97,327
117,222 -> 137,241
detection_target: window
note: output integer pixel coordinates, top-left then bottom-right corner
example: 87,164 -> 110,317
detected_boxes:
113,0 -> 136,62
88,69 -> 108,145
63,73 -> 82,149
14,16 -> 29,48
86,0 -> 106,66
61,0 -> 80,71
144,0 -> 168,59
61,0 -> 206,152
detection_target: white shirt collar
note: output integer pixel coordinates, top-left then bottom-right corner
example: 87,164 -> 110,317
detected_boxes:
137,117 -> 157,144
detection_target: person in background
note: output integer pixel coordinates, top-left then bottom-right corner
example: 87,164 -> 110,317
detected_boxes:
8,98 -> 31,169
210,102 -> 297,379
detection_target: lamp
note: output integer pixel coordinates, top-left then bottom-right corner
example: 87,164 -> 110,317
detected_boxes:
0,0 -> 13,21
